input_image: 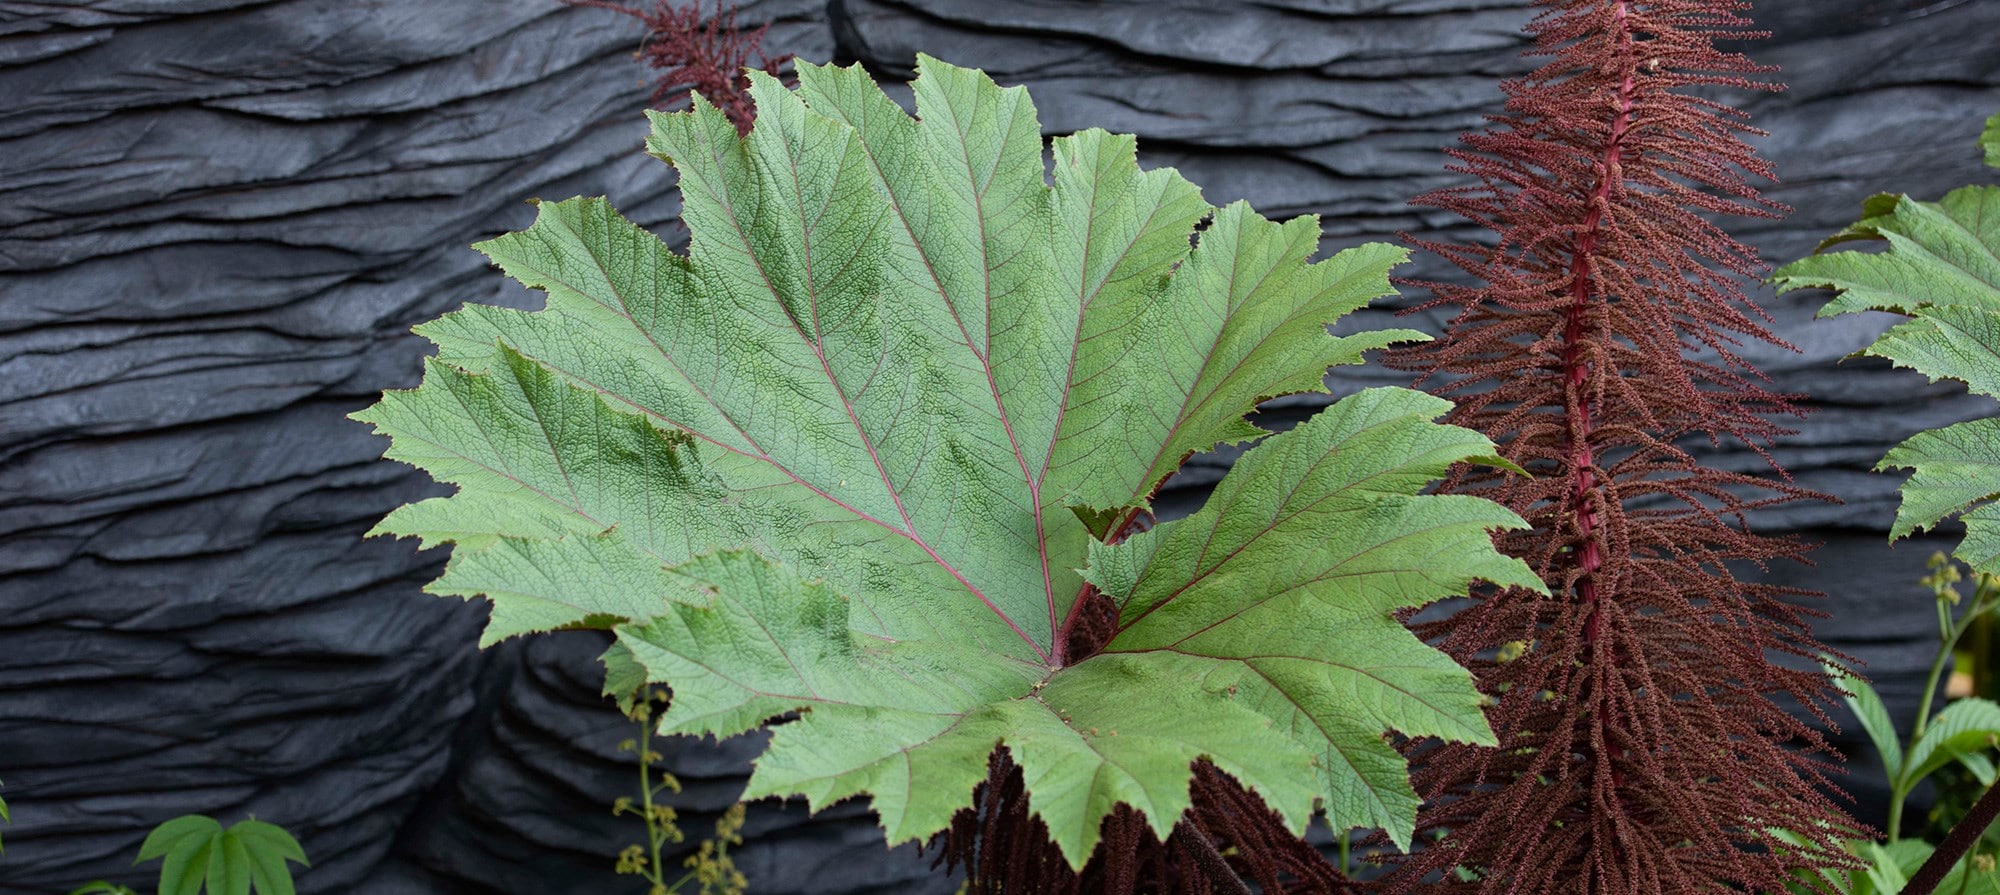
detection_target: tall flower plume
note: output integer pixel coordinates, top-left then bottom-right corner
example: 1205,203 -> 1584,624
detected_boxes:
1382,1 -> 1863,892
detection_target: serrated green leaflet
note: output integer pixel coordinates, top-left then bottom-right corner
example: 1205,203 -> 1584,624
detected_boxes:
1774,113 -> 2000,574
355,55 -> 1536,866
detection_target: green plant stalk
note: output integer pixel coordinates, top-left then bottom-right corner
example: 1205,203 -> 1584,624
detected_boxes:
638,713 -> 668,893
1894,576 -> 1999,840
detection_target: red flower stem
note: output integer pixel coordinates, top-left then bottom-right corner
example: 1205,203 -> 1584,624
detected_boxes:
1564,0 -> 1635,789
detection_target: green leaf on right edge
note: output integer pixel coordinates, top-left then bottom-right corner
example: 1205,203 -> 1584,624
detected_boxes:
1773,111 -> 2000,576
356,56 -> 1537,868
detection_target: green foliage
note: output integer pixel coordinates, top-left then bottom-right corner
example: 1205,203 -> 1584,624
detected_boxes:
1908,697 -> 2000,790
1,777 -> 9,854
1789,554 -> 2000,894
355,55 -> 1539,867
1779,828 -> 2000,895
1772,113 -> 2000,574
68,816 -> 308,895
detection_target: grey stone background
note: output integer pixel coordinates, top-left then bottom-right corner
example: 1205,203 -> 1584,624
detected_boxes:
2,0 -> 1997,892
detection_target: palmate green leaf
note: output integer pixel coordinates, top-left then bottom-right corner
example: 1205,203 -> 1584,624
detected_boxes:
132,816 -> 308,895
1773,112 -> 2000,573
354,56 -> 1535,867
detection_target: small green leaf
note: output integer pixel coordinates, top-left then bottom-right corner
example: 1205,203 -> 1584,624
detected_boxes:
138,815 -> 221,864
66,883 -> 142,895
157,833 -> 214,895
210,833 -> 247,895
228,819 -> 308,895
245,851 -> 297,895
1822,659 -> 1903,782
1961,749 -> 1999,785
1858,839 -> 1930,895
1902,697 -> 2000,789
599,639 -> 650,715
228,820 -> 308,869
132,816 -> 306,895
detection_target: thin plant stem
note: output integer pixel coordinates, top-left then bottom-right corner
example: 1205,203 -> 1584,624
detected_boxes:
638,709 -> 668,892
1893,573 -> 1998,840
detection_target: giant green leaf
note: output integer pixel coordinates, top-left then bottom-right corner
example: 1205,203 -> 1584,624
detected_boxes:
1773,113 -> 2000,574
354,56 -> 1537,867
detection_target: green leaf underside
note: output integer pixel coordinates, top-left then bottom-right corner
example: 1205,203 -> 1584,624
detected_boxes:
355,56 -> 1533,866
1773,114 -> 2000,574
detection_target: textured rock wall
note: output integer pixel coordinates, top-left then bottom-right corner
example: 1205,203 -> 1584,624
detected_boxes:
1,0 -> 1996,892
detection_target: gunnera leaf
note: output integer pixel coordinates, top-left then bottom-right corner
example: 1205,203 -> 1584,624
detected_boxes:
1773,113 -> 2000,573
353,55 -> 1540,867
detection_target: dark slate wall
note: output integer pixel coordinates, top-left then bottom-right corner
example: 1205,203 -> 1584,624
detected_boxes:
1,1 -> 1995,892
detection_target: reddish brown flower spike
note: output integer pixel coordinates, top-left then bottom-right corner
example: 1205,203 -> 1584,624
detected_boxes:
1383,1 -> 1864,892
566,0 -> 793,134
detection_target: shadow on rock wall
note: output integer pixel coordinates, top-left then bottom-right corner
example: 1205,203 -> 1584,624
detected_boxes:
1,0 -> 1996,892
